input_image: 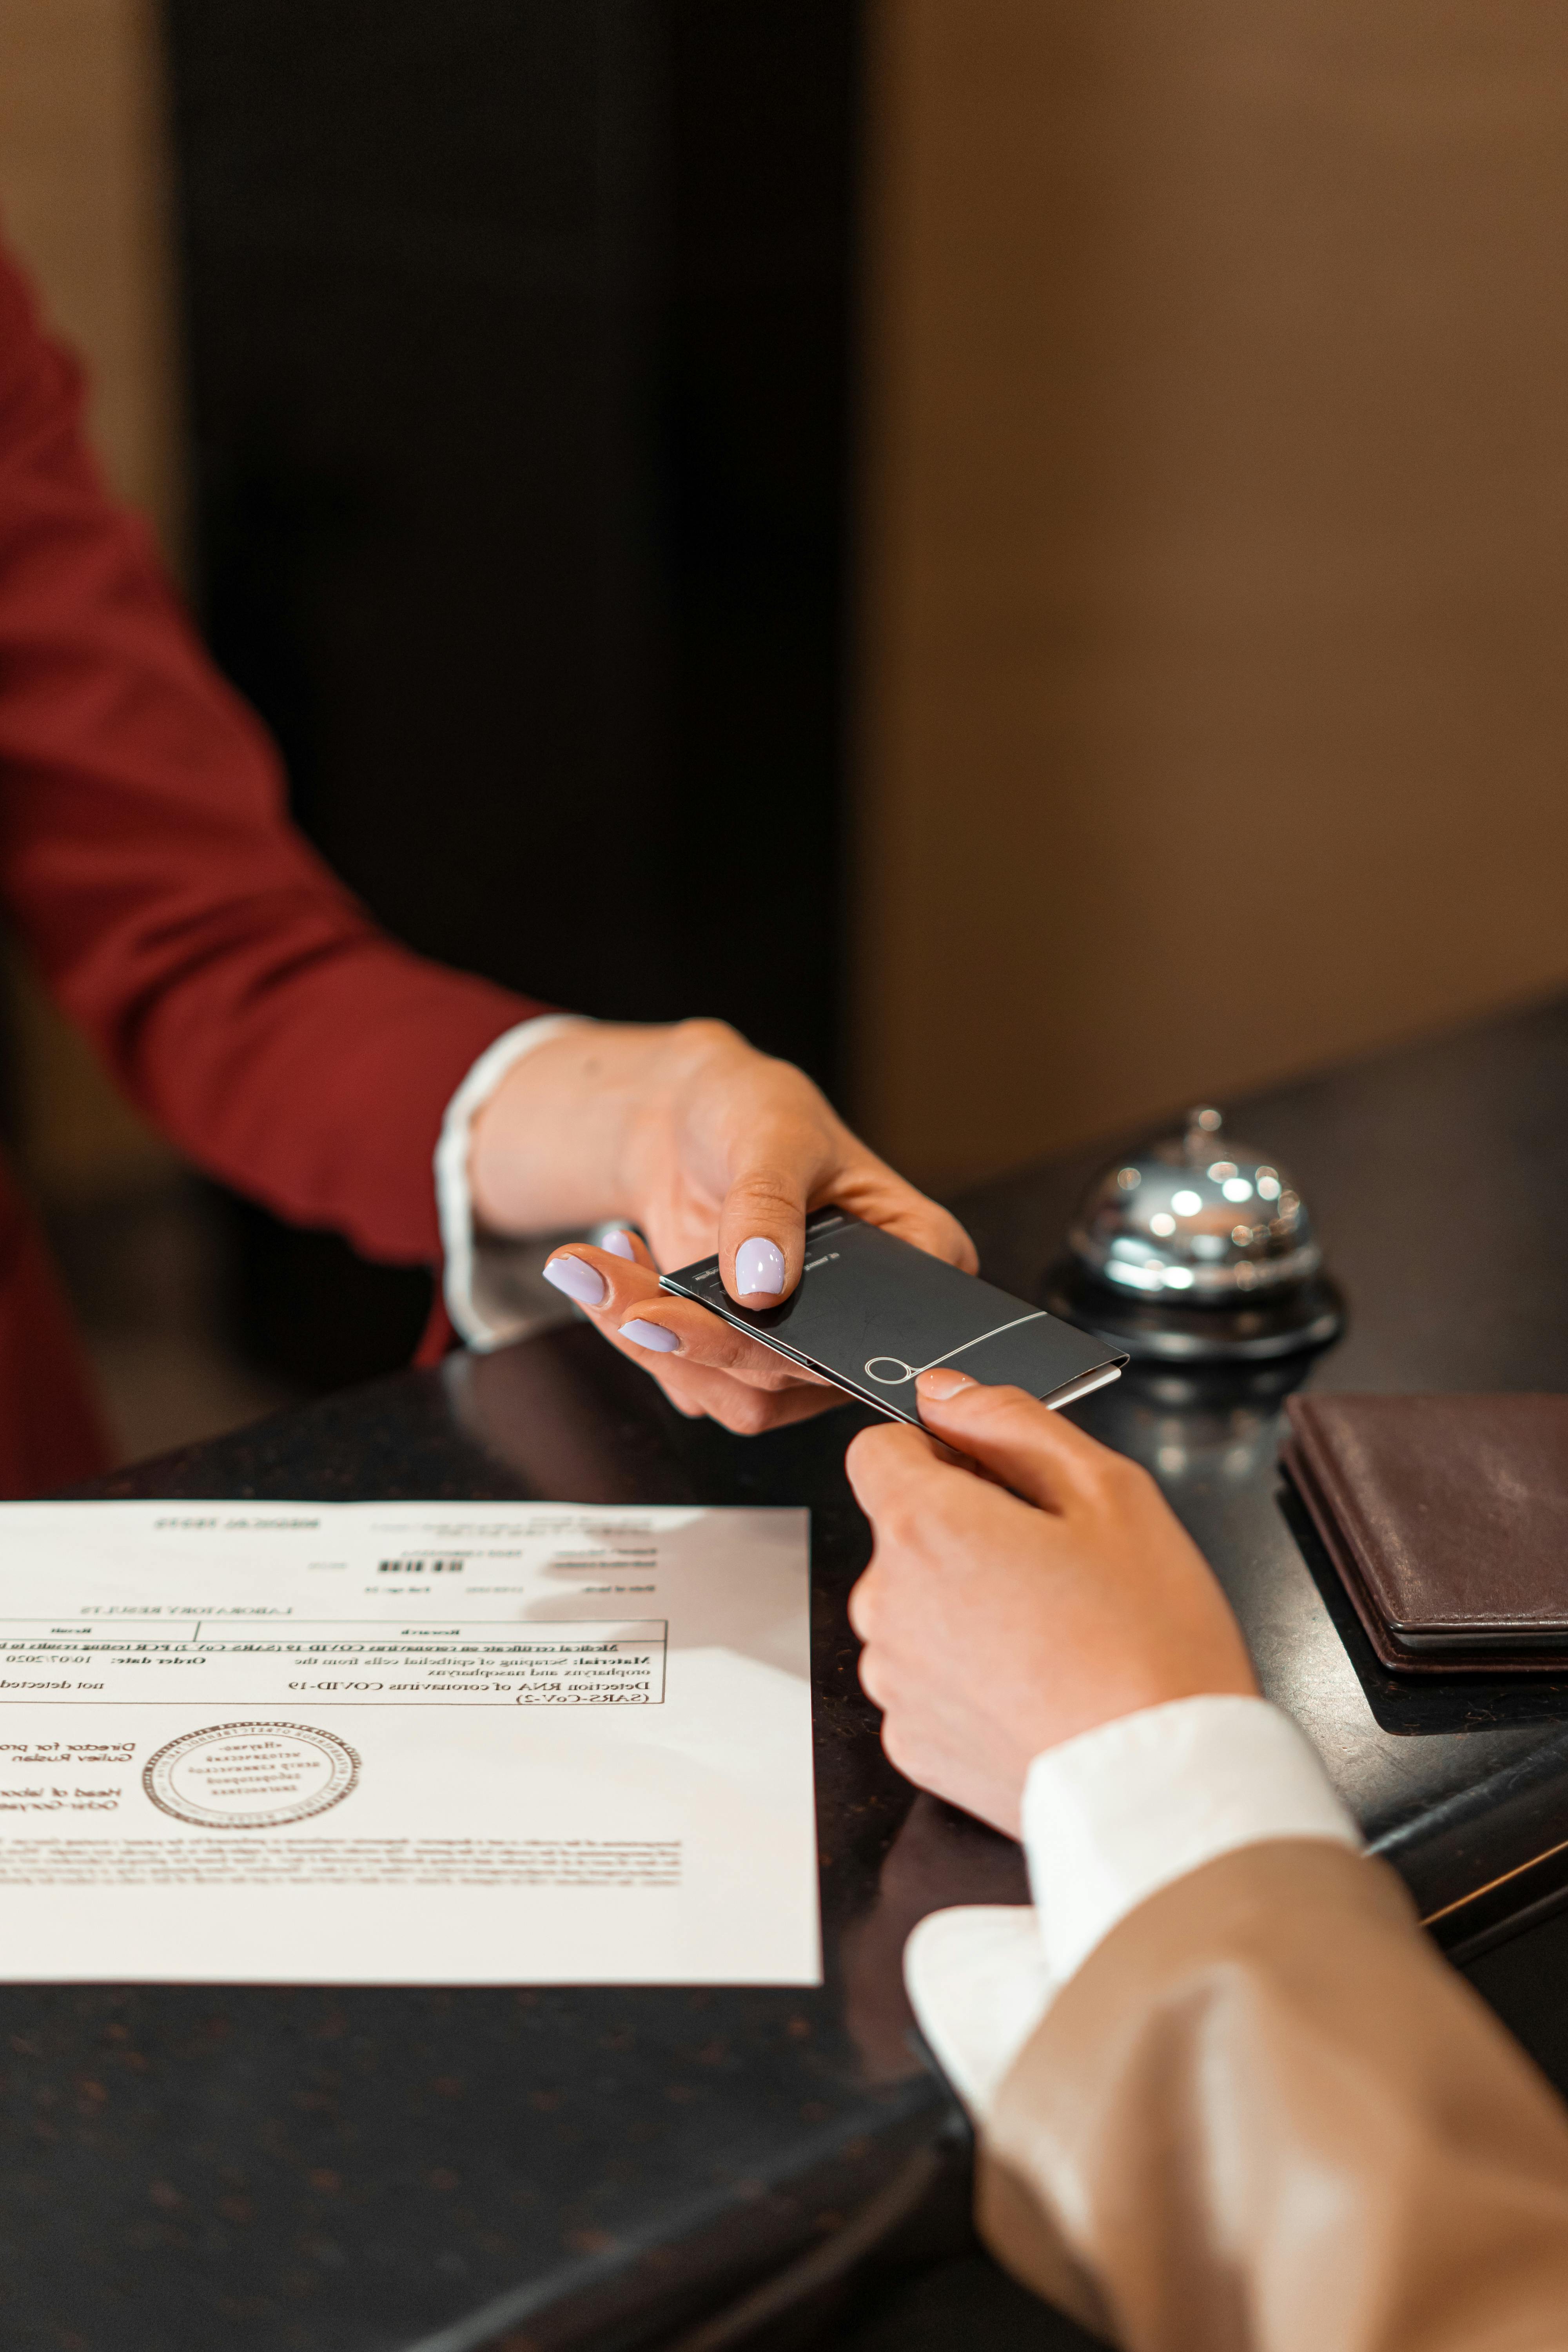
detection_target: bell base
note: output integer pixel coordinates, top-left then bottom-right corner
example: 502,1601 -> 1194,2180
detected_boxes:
1041,1261 -> 1347,1363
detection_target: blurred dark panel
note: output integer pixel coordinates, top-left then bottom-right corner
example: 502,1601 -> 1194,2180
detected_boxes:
164,0 -> 860,1385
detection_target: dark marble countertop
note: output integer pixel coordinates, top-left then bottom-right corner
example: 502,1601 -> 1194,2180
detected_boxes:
9,991 -> 1568,2352
959,991 -> 1568,1949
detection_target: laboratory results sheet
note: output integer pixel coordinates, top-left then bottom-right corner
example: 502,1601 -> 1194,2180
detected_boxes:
0,1501 -> 819,1985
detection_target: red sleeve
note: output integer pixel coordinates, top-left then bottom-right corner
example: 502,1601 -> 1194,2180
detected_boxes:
0,243 -> 544,1266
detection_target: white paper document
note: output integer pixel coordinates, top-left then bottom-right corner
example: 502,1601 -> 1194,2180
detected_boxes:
0,1501 -> 819,1987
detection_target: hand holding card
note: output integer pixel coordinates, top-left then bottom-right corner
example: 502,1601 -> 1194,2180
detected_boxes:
517,1020 -> 976,1435
661,1211 -> 1125,1426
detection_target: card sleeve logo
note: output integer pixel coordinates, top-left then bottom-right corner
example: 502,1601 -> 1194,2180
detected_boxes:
862,1310 -> 1049,1386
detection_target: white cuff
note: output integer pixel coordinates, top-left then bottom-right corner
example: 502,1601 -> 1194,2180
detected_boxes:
1022,1693 -> 1362,1988
904,1906 -> 1054,2120
435,1015 -> 592,1350
904,1695 -> 1361,2123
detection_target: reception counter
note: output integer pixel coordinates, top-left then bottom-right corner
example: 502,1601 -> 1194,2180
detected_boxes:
10,991 -> 1568,2351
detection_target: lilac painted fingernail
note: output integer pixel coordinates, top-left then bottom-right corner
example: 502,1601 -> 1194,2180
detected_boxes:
621,1318 -> 681,1354
601,1229 -> 637,1261
735,1236 -> 786,1297
543,1255 -> 606,1309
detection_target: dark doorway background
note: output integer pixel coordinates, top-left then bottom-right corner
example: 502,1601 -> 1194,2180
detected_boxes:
163,0 -> 862,1388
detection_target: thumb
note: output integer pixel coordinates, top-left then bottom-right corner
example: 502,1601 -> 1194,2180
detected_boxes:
913,1377 -> 1121,1513
717,1147 -> 810,1305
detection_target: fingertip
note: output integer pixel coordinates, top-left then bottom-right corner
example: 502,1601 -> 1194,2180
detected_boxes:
542,1252 -> 608,1310
718,1169 -> 809,1304
916,1378 -> 1037,1423
731,1234 -> 788,1303
544,1238 -> 662,1317
619,1316 -> 682,1355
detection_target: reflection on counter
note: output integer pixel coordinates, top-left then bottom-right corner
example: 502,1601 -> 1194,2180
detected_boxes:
1072,1359 -> 1568,1745
1069,1357 -> 1310,1491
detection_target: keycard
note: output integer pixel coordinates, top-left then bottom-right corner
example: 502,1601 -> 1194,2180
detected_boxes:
660,1210 -> 1125,1425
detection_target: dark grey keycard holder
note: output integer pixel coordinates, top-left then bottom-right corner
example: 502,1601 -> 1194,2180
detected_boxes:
661,1210 -> 1125,1426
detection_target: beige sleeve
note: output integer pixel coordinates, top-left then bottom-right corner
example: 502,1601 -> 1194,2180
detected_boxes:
979,1838 -> 1568,2352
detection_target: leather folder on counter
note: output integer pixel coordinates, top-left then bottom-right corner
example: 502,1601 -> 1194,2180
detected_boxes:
1283,1393 -> 1568,1675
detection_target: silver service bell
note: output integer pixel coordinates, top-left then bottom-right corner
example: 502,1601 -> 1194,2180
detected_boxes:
1046,1107 -> 1344,1363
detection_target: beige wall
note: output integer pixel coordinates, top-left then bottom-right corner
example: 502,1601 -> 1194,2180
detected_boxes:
0,0 -> 181,1193
854,0 -> 1568,1189
7,3 -> 1568,1198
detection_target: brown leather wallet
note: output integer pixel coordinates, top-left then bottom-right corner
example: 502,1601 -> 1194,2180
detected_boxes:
1282,1393 -> 1568,1674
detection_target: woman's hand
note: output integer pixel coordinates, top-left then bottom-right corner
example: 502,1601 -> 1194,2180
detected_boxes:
844,1375 -> 1257,1835
467,1019 -> 975,1434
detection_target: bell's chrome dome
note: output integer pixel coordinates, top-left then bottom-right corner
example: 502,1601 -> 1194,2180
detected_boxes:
1068,1107 -> 1320,1305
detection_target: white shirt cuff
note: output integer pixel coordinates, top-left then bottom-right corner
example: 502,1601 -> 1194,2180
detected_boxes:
434,1015 -> 592,1350
904,1695 -> 1361,2122
904,1906 -> 1055,2119
1022,1692 -> 1363,1987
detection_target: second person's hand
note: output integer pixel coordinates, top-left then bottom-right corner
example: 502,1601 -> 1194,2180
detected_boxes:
844,1375 -> 1258,1834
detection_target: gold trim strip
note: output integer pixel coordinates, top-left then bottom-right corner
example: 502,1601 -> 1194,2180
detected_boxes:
1420,1833 -> 1568,1931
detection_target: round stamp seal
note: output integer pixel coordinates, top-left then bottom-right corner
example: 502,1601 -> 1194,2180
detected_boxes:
142,1722 -> 361,1831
